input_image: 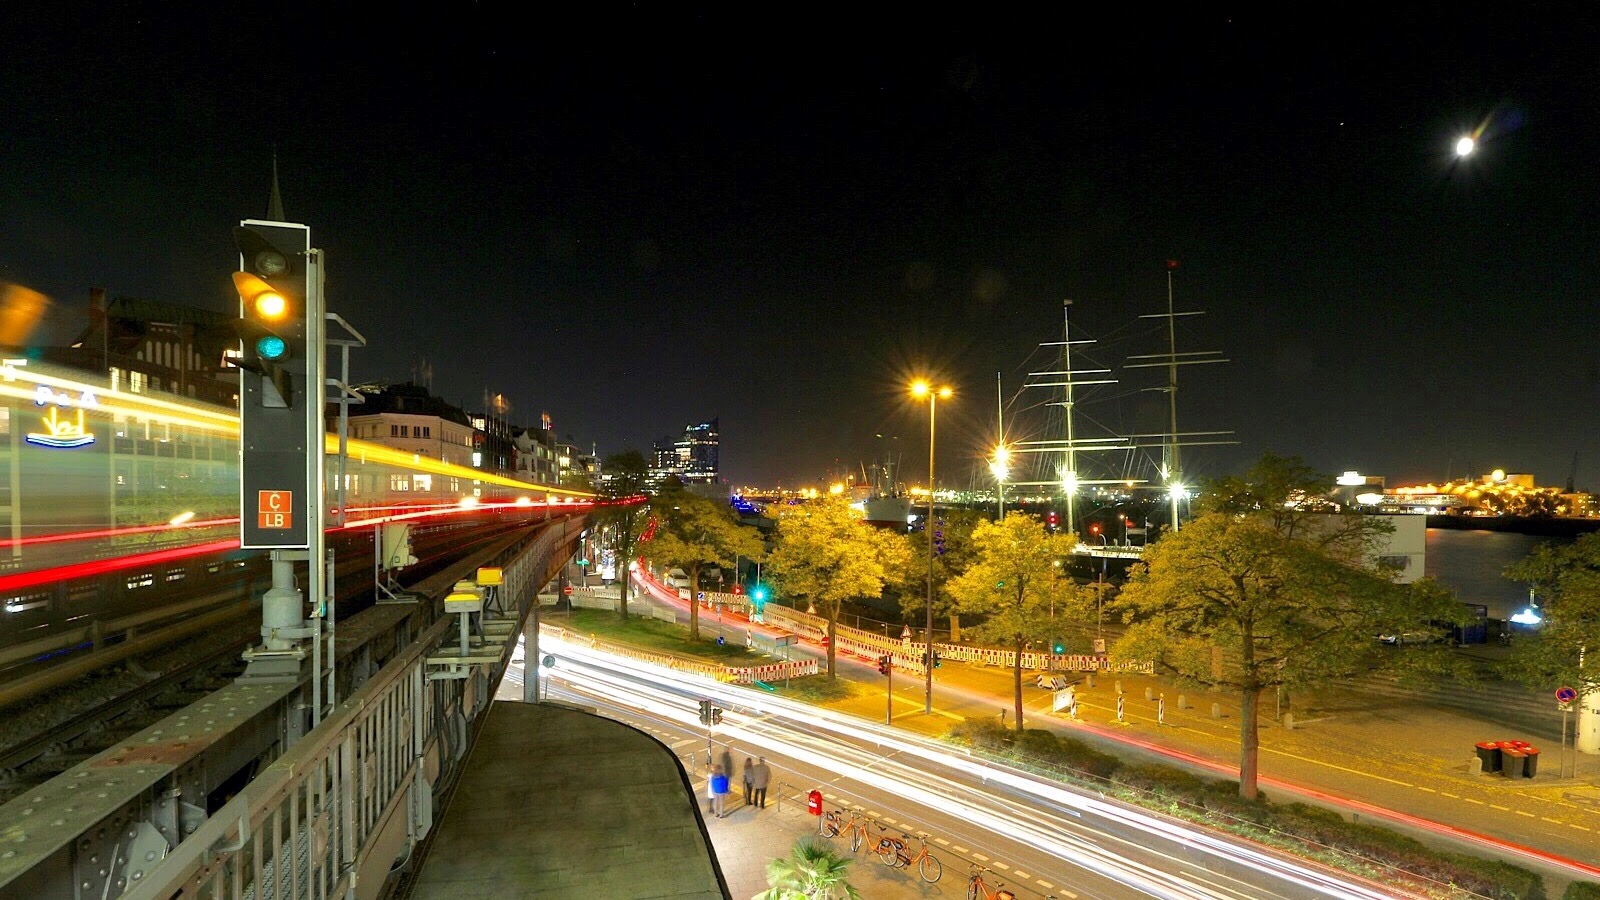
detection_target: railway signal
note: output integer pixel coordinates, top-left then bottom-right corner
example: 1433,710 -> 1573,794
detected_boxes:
231,220 -> 319,551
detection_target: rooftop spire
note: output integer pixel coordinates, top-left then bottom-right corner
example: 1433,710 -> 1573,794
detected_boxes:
267,153 -> 285,220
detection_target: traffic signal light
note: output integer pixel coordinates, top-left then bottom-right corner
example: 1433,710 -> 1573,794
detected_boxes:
232,225 -> 306,408
925,651 -> 941,668
1047,511 -> 1059,528
877,655 -> 891,676
698,699 -> 712,726
710,707 -> 723,726
1052,638 -> 1066,654
232,219 -> 316,551
1089,524 -> 1100,536
751,585 -> 768,604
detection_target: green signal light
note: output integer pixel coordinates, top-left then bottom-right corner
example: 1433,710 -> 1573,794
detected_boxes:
255,334 -> 288,361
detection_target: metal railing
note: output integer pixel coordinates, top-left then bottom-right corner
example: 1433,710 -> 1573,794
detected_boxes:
122,522 -> 563,900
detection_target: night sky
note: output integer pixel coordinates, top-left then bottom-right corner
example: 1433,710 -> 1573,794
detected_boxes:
2,7 -> 1595,489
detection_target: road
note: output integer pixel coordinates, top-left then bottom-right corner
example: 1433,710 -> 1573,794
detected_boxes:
511,633 -> 1412,900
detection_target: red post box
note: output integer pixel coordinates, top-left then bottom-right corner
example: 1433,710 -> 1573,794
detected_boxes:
806,789 -> 823,816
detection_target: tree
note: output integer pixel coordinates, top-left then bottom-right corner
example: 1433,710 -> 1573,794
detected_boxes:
766,497 -> 912,678
755,838 -> 861,900
1505,533 -> 1600,712
646,482 -> 763,640
898,508 -> 983,632
1115,455 -> 1464,800
594,450 -> 650,620
947,513 -> 1090,731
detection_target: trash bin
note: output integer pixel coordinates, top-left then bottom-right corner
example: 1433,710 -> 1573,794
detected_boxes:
1501,748 -> 1528,779
1523,747 -> 1539,778
1475,741 -> 1502,773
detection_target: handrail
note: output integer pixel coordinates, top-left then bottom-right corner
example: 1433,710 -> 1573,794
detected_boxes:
122,522 -> 565,900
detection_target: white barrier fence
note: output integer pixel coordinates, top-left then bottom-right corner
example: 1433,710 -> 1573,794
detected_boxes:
760,604 -> 927,675
540,624 -> 818,685
760,604 -> 1152,674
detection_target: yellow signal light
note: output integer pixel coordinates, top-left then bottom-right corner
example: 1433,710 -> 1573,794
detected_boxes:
232,271 -> 290,320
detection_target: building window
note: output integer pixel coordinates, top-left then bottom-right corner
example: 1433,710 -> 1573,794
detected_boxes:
391,424 -> 401,437
422,426 -> 431,438
390,474 -> 410,492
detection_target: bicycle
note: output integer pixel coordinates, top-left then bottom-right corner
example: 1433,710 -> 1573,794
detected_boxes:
822,807 -> 875,853
874,830 -> 941,883
967,863 -> 1016,900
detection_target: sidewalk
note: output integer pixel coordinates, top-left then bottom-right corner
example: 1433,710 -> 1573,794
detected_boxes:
683,748 -> 963,899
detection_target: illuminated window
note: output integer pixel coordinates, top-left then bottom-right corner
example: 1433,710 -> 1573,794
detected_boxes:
412,474 -> 433,491
390,474 -> 410,491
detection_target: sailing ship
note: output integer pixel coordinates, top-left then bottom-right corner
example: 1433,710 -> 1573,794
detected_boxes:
855,451 -> 913,529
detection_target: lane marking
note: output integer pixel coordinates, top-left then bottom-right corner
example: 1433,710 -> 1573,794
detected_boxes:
972,853 -> 989,862
1490,804 -> 1510,811
952,845 -> 968,853
1573,825 -> 1591,832
1416,786 -> 1436,793
1037,881 -> 1054,889
1440,792 -> 1459,799
992,861 -> 1009,870
1515,810 -> 1536,818
934,837 -> 949,845
1543,817 -> 1564,825
1258,743 -> 1419,787
1462,798 -> 1485,805
1013,870 -> 1029,878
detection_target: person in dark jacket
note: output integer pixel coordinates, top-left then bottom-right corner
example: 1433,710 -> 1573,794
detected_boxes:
750,756 -> 771,808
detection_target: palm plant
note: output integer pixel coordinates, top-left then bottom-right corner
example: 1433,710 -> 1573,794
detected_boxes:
754,838 -> 861,900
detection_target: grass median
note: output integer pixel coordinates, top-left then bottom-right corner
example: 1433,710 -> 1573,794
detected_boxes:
545,607 -> 767,665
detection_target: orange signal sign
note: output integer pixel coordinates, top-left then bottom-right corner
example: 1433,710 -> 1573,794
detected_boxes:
258,490 -> 293,530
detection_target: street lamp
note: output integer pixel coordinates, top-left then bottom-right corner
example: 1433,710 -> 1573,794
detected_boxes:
990,444 -> 1010,519
911,378 -> 952,715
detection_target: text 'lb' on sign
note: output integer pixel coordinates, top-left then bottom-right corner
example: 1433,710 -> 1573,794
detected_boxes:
257,490 -> 293,530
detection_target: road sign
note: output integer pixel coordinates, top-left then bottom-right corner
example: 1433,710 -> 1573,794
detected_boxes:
257,490 -> 293,529
1556,686 -> 1578,704
562,585 -> 574,596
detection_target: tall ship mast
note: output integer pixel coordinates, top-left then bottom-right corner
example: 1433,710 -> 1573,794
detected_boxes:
1123,262 -> 1229,532
1014,299 -> 1122,537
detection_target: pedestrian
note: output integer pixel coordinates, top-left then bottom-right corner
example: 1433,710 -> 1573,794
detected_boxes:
718,747 -> 734,782
706,765 -> 721,816
709,765 -> 729,818
1158,693 -> 1166,726
751,756 -> 771,808
741,757 -> 755,805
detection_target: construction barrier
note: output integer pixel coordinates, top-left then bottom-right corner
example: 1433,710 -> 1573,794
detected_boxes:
540,624 -> 819,684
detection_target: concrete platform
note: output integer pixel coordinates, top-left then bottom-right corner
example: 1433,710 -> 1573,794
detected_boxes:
409,701 -> 728,899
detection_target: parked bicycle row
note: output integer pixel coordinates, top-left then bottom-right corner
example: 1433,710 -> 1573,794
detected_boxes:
818,804 -> 1055,899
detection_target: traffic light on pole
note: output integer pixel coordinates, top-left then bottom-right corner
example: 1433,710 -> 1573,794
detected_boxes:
698,699 -> 712,726
877,655 -> 891,676
1052,637 -> 1066,655
710,707 -> 723,726
232,225 -> 306,409
232,220 -> 315,551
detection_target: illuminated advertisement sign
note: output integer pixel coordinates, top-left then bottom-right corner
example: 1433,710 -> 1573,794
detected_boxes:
26,384 -> 98,449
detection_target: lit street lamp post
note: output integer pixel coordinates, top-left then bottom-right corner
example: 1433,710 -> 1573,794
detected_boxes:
990,444 -> 1009,520
912,379 -> 952,716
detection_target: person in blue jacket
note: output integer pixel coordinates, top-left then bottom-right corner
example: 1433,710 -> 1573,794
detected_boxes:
709,765 -> 730,818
